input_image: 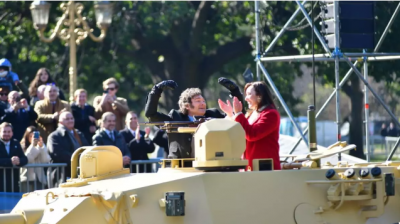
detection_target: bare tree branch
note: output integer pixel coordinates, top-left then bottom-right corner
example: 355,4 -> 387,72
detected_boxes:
0,11 -> 9,23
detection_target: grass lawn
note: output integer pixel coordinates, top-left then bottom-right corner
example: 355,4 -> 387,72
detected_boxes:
366,143 -> 400,162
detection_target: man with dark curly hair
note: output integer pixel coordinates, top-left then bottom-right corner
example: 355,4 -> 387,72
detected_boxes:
144,78 -> 244,159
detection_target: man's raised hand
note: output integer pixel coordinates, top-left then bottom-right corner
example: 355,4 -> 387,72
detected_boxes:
218,77 -> 239,91
155,80 -> 178,91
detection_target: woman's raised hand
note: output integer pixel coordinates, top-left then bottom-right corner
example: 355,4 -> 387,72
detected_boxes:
233,97 -> 243,114
38,137 -> 44,147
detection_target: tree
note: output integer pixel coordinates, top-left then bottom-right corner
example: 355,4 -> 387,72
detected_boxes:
0,1 -> 303,116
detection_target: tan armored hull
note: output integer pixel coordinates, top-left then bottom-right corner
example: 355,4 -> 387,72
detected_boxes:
4,166 -> 399,224
0,119 -> 399,224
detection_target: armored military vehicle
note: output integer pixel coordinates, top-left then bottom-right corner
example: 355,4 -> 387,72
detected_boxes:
0,118 -> 398,224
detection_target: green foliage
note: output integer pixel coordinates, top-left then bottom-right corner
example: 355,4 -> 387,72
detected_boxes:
0,1 -> 304,116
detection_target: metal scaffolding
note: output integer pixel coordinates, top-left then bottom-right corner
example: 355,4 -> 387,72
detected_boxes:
254,1 -> 400,161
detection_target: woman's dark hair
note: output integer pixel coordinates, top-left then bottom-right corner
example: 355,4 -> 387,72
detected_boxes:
28,68 -> 56,97
20,126 -> 37,152
244,81 -> 276,113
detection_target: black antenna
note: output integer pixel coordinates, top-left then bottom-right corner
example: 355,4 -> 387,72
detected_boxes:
312,2 -> 316,108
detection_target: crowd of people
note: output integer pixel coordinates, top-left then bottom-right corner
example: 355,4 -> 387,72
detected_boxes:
0,59 -> 163,192
0,57 -> 282,193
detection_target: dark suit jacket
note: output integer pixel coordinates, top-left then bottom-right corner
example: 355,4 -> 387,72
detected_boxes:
0,139 -> 28,192
0,101 -> 8,119
119,128 -> 136,144
120,129 -> 156,173
1,107 -> 38,141
71,102 -> 96,144
144,89 -> 225,159
92,130 -> 131,159
47,126 -> 89,179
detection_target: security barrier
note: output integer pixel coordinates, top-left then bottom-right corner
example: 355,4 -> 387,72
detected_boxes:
130,158 -> 162,173
0,163 -> 67,193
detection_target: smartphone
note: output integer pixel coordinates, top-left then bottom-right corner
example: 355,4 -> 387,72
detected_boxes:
33,131 -> 40,139
103,88 -> 109,94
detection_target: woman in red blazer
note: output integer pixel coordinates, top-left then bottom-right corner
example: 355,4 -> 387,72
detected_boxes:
218,81 -> 281,170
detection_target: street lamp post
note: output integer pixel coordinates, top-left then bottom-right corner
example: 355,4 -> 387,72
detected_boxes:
30,1 -> 113,101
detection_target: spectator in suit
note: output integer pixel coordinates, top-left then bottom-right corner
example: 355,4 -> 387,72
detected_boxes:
120,111 -> 155,173
93,112 -> 131,167
30,84 -> 46,108
0,122 -> 28,192
47,111 -> 89,183
2,91 -> 38,141
19,126 -> 51,192
34,85 -> 70,143
71,89 -> 97,144
29,68 -> 66,101
93,78 -> 129,131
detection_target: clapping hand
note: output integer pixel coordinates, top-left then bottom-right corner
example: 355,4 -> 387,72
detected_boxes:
218,99 -> 234,118
232,97 -> 243,114
144,127 -> 151,138
136,121 -> 141,140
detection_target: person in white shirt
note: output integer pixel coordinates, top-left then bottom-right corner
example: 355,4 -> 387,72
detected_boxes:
19,126 -> 51,192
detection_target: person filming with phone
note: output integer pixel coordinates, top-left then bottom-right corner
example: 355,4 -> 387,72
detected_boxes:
19,126 -> 51,192
93,78 -> 129,131
2,91 -> 38,142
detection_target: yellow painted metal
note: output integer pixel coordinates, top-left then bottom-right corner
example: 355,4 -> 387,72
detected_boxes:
0,213 -> 25,224
0,119 -> 399,224
192,119 -> 247,169
15,208 -> 44,224
61,146 -> 130,188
